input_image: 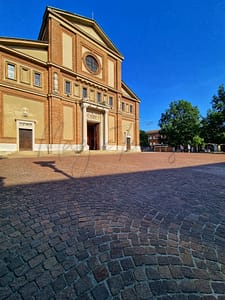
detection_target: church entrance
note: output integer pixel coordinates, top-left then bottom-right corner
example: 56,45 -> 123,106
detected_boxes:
19,128 -> 33,151
87,123 -> 99,150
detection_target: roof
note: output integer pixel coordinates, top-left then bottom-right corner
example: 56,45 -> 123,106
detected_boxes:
122,81 -> 140,102
39,6 -> 123,59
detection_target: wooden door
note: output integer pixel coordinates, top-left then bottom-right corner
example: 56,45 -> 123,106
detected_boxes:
126,137 -> 131,151
87,123 -> 99,150
19,129 -> 32,151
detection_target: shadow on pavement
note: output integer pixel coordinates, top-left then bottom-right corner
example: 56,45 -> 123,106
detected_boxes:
0,162 -> 225,299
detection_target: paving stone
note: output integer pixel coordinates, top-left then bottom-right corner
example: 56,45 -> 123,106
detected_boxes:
0,264 -> 9,277
65,267 -> 78,285
93,265 -> 109,282
108,261 -> 122,275
25,265 -> 44,281
28,254 -> 44,268
19,281 -> 39,298
179,279 -> 196,293
14,263 -> 29,277
146,266 -> 161,280
134,267 -> 147,281
35,270 -> 52,288
10,276 -> 27,292
91,283 -> 110,300
107,275 -> 123,296
149,280 -> 163,296
120,257 -> 134,270
0,286 -> 13,299
121,270 -> 134,286
134,282 -> 152,299
35,285 -> 55,300
43,256 -> 57,270
55,286 -> 77,300
7,292 -> 23,300
122,287 -> 137,300
51,274 -> 67,293
74,276 -> 93,296
212,282 -> 225,294
169,265 -> 184,279
0,272 -> 14,287
8,257 -> 24,271
76,262 -> 90,277
50,263 -> 65,279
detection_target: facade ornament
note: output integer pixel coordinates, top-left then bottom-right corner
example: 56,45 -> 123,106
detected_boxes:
53,72 -> 58,93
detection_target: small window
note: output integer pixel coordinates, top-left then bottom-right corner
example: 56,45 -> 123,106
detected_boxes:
109,96 -> 113,107
34,72 -> 41,87
97,92 -> 101,103
7,63 -> 16,80
122,102 -> 125,111
130,105 -> 133,113
82,87 -> 88,98
65,81 -> 71,95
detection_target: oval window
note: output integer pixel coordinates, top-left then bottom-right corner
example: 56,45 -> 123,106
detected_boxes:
85,55 -> 99,73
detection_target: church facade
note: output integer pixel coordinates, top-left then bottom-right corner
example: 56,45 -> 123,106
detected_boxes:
0,7 -> 140,153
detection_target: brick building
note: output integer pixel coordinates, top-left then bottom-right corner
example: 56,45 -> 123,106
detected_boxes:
0,7 -> 140,153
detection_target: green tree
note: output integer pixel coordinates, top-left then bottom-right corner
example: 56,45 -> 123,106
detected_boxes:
159,100 -> 200,147
201,85 -> 225,144
139,130 -> 149,147
192,135 -> 205,152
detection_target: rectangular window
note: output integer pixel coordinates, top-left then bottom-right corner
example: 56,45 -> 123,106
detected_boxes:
122,102 -> 125,111
82,87 -> 88,98
34,72 -> 41,87
109,96 -> 113,107
65,81 -> 71,95
97,92 -> 101,103
7,63 -> 16,80
130,105 -> 133,113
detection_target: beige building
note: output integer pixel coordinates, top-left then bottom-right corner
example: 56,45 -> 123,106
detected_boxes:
0,7 -> 140,153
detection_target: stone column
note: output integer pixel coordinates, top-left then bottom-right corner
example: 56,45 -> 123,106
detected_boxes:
82,103 -> 89,151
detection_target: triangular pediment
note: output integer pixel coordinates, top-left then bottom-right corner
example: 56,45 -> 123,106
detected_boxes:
40,7 -> 123,59
75,23 -> 108,47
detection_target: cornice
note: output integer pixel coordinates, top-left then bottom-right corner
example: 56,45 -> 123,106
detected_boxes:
0,83 -> 47,98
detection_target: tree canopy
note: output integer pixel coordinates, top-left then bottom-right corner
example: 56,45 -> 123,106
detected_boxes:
139,130 -> 149,147
159,100 -> 200,147
201,85 -> 225,144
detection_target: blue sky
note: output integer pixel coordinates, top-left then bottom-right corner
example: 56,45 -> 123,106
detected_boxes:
1,0 -> 225,131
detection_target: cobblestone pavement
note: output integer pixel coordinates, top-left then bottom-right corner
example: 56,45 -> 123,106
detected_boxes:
0,152 -> 225,299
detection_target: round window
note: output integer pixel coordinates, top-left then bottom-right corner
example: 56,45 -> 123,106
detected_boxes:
85,55 -> 99,73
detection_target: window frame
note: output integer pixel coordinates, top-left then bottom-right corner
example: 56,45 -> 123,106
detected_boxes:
97,92 -> 101,103
65,80 -> 71,95
130,105 -> 133,114
7,62 -> 16,80
109,96 -> 113,107
34,72 -> 41,87
82,87 -> 88,99
84,53 -> 101,75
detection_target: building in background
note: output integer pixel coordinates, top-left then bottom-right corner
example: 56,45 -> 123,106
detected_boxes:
147,130 -> 172,152
0,7 -> 140,153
